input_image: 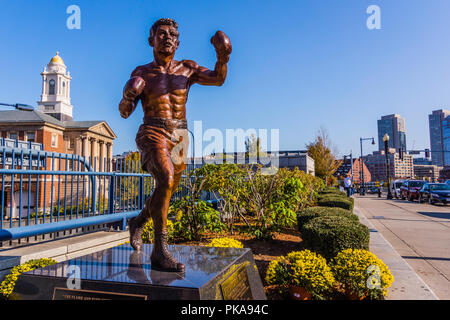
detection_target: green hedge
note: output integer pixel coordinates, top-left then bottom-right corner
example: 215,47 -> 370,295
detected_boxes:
297,207 -> 359,231
317,193 -> 347,202
319,189 -> 347,198
319,187 -> 347,197
317,196 -> 354,211
301,216 -> 370,260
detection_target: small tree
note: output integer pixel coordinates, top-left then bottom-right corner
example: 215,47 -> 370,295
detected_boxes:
306,128 -> 342,186
194,163 -> 248,233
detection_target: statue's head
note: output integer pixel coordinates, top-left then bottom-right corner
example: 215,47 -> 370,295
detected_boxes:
149,18 -> 179,56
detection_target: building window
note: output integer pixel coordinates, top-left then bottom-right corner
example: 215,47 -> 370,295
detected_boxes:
69,138 -> 75,150
45,105 -> 55,111
26,132 -> 35,142
49,79 -> 55,95
9,132 -> 18,140
51,134 -> 58,148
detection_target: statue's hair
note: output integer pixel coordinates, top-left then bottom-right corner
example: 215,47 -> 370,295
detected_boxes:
150,18 -> 178,38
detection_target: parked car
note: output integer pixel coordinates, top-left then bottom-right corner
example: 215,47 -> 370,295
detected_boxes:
400,180 -> 426,201
391,179 -> 404,199
367,187 -> 380,194
418,183 -> 450,205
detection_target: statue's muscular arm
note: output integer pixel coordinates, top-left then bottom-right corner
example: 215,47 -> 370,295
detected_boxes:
184,60 -> 228,86
119,67 -> 146,119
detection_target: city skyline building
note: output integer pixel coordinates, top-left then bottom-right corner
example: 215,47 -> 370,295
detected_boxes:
365,149 -> 414,182
443,115 -> 450,167
428,109 -> 450,167
377,114 -> 407,153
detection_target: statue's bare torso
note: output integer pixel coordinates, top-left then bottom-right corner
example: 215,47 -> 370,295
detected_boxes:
131,60 -> 200,120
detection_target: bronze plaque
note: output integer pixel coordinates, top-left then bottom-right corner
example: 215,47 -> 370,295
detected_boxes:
220,265 -> 252,300
52,287 -> 148,300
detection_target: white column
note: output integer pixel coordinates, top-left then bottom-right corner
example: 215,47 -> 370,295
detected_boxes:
98,141 -> 104,171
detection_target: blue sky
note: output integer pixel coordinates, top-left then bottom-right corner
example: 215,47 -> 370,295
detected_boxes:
1,0 -> 450,157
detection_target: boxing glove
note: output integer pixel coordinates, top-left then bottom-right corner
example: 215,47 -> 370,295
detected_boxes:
210,31 -> 232,63
119,76 -> 145,118
123,76 -> 146,101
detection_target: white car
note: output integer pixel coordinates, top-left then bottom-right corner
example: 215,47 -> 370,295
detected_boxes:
391,179 -> 404,199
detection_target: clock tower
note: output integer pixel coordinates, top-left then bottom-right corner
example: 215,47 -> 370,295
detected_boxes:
37,52 -> 74,122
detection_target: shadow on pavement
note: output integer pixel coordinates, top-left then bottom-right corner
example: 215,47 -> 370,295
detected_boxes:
417,212 -> 450,219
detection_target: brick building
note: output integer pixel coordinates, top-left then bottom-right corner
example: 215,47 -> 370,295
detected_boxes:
333,158 -> 371,184
365,149 -> 414,181
413,164 -> 443,182
0,52 -> 116,218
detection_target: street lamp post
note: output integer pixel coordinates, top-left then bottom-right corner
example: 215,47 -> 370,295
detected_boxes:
359,137 -> 375,196
0,103 -> 34,111
383,133 -> 393,200
187,129 -> 195,170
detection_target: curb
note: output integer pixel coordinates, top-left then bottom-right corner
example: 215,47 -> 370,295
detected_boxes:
354,205 -> 439,300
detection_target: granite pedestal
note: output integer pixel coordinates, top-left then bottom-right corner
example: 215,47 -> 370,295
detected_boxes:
13,244 -> 266,300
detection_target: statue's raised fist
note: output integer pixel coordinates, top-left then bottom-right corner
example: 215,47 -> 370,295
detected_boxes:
210,31 -> 232,62
124,76 -> 146,100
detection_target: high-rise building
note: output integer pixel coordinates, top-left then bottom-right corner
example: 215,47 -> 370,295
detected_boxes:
428,109 -> 450,167
377,114 -> 407,152
443,116 -> 450,166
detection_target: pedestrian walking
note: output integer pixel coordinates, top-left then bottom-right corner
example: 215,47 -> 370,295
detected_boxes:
344,174 -> 352,197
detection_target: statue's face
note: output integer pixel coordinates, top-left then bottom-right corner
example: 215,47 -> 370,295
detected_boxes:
150,24 -> 179,56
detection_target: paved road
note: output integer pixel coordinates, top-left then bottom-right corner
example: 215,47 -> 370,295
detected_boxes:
354,194 -> 450,299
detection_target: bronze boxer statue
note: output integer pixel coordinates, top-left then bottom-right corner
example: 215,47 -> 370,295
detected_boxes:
119,18 -> 231,272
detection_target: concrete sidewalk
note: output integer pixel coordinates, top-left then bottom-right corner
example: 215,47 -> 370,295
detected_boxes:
354,202 -> 439,300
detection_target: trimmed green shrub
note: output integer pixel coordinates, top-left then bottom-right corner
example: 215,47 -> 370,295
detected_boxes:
297,207 -> 359,231
317,196 -> 354,211
321,186 -> 346,193
319,189 -> 347,198
317,193 -> 347,202
301,216 -> 370,260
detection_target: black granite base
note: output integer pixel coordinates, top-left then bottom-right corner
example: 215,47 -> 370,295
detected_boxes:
14,244 -> 266,300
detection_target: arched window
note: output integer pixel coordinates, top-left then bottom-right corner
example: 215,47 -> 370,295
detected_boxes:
62,81 -> 66,96
49,79 -> 55,95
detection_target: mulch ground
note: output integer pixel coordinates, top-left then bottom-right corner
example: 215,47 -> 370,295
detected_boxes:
174,227 -> 305,300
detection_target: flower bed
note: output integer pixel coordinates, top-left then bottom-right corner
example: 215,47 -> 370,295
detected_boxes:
331,249 -> 394,299
265,249 -> 335,299
0,258 -> 57,300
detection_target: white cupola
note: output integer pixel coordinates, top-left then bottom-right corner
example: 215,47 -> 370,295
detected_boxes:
37,52 -> 74,122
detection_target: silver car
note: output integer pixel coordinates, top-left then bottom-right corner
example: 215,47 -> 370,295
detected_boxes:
391,179 -> 404,199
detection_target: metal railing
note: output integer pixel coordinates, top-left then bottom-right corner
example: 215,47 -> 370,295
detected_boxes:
0,148 -> 190,244
0,138 -> 43,151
